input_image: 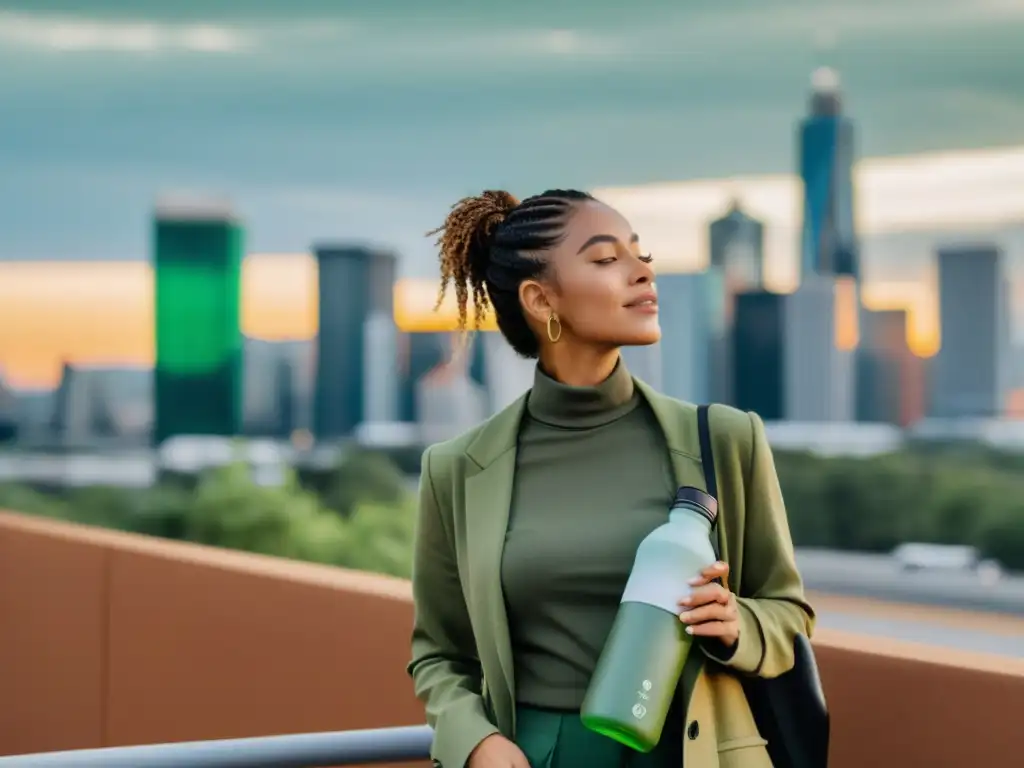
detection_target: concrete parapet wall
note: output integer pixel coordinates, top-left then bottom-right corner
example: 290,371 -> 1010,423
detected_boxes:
1,511 -> 1021,767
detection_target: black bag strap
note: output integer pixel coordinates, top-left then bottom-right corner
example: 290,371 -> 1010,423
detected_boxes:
696,404 -> 722,563
696,404 -> 717,500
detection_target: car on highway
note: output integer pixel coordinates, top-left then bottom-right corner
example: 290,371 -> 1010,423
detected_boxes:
892,542 -> 1003,584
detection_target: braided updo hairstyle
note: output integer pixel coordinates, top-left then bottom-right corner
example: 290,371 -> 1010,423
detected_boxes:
429,188 -> 594,358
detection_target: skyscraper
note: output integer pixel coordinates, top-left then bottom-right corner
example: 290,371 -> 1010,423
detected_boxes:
480,331 -> 535,414
620,344 -> 663,391
733,277 -> 855,422
657,270 -> 728,405
0,370 -> 16,443
153,200 -> 244,444
313,245 -> 397,440
784,275 -> 855,422
932,243 -> 1011,417
397,332 -> 450,423
856,309 -> 925,426
798,67 -> 859,280
709,201 -> 765,294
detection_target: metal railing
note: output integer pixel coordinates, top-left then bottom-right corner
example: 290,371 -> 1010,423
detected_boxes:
0,725 -> 434,767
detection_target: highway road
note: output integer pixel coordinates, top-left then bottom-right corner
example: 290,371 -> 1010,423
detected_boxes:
796,548 -> 1024,616
809,593 -> 1024,658
798,549 -> 1024,658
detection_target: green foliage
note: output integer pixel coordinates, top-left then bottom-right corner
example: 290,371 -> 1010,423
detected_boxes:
0,448 -> 416,579
774,447 -> 1024,570
322,448 -> 409,518
2,444 -> 1022,575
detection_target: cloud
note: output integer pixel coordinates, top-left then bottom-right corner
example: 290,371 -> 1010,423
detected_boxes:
0,11 -> 251,54
0,9 -> 620,73
632,0 -> 1024,52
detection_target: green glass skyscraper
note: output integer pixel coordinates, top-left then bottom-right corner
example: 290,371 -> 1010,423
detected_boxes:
153,200 -> 244,444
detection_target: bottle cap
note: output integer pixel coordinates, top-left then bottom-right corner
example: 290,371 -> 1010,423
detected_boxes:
672,486 -> 718,525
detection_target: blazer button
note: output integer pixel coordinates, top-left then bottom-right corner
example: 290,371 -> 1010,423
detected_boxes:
687,720 -> 700,740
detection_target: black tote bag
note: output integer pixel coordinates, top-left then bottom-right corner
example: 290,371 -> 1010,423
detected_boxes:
696,404 -> 830,768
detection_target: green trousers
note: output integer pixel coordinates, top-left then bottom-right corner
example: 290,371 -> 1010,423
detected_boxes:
515,704 -> 683,768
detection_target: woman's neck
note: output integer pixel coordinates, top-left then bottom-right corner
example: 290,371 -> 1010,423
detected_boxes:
537,344 -> 620,388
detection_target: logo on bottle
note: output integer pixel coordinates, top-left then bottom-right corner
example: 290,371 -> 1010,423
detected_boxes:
632,679 -> 653,720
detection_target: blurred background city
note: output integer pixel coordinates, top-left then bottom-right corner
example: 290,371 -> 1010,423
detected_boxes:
1,0 -> 1023,661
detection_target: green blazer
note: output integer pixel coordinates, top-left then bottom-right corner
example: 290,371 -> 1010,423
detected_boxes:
407,379 -> 815,768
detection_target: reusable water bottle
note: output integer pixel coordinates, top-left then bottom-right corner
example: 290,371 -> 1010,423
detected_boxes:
580,486 -> 719,752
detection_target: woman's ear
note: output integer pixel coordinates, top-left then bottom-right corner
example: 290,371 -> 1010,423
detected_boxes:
518,279 -> 553,325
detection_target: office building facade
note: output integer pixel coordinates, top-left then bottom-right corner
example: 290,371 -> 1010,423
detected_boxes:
784,275 -> 855,422
733,290 -> 786,420
932,244 -> 1011,417
856,309 -> 925,426
313,245 -> 397,440
657,271 -> 728,405
480,331 -> 535,414
733,277 -> 854,422
153,201 -> 244,444
620,343 -> 663,392
242,338 -> 314,438
397,331 -> 450,423
709,201 -> 765,295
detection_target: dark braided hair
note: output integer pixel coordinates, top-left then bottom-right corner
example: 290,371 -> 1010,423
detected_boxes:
428,188 -> 595,358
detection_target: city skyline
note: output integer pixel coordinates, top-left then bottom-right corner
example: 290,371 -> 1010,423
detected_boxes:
8,139 -> 1024,388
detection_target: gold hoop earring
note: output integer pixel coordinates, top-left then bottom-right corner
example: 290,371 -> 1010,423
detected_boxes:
546,312 -> 562,343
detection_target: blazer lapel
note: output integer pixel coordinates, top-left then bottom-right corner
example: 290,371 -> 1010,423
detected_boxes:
635,380 -> 729,565
463,393 -> 528,735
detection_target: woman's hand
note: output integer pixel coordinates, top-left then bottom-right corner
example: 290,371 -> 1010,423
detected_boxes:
677,561 -> 740,650
467,733 -> 530,768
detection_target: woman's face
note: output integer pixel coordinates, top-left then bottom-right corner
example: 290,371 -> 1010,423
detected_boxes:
521,199 -> 661,349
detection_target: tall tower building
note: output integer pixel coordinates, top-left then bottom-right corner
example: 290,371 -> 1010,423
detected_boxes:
313,245 -> 397,440
798,67 -> 859,280
932,244 -> 1011,417
709,200 -> 765,295
153,200 -> 244,444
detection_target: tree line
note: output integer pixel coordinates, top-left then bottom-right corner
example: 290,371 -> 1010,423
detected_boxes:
1,442 -> 1021,574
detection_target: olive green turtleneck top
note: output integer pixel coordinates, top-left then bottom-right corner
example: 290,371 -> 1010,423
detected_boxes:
500,358 -> 678,710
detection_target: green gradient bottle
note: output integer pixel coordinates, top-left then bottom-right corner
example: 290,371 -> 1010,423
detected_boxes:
581,487 -> 719,752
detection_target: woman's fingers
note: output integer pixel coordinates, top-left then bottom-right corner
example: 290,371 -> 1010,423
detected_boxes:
679,582 -> 730,609
688,560 -> 730,586
678,581 -> 738,636
683,620 -> 733,638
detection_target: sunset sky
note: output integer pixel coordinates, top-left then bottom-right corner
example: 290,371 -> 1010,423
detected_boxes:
3,1 -> 1022,388
0,255 -> 501,389
0,254 -> 934,390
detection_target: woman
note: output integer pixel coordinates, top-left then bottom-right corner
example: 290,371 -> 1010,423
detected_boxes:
407,189 -> 814,768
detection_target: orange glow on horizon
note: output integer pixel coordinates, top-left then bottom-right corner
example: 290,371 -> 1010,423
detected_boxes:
860,281 -> 939,358
834,277 -> 860,352
0,256 -> 317,389
393,279 -> 498,333
0,259 -> 942,389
